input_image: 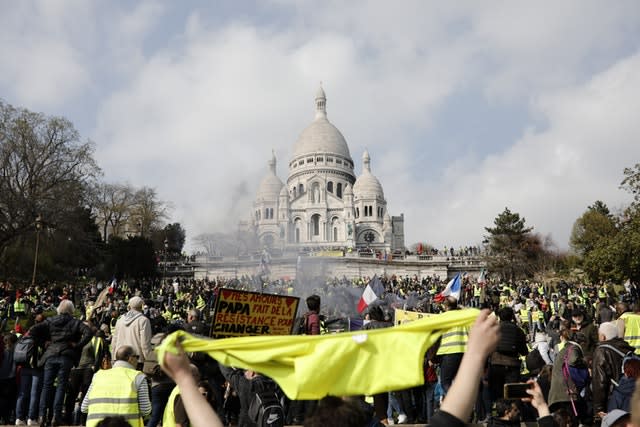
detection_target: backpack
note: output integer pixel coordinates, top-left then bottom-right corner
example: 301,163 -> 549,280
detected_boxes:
561,342 -> 590,414
598,343 -> 640,408
525,348 -> 546,374
142,332 -> 168,380
247,378 -> 285,427
598,344 -> 640,376
14,334 -> 37,368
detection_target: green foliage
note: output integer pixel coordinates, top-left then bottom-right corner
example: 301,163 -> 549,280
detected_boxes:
573,166 -> 640,284
151,223 -> 186,255
104,235 -> 157,280
570,201 -> 617,256
621,163 -> 640,206
484,207 -> 537,281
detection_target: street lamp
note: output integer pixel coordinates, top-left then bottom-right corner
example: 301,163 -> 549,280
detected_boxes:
163,238 -> 169,285
31,214 -> 42,287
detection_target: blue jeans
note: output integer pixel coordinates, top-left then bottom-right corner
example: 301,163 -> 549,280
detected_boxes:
147,383 -> 174,427
16,368 -> 42,421
439,353 -> 464,394
39,356 -> 73,421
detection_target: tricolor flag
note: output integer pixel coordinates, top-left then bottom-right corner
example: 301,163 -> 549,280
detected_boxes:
358,282 -> 379,313
477,269 -> 486,285
434,273 -> 462,303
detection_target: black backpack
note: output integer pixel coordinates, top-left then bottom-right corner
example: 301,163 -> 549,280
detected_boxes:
525,347 -> 546,374
14,335 -> 37,368
247,378 -> 285,427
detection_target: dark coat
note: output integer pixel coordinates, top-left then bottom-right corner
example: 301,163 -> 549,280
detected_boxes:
30,313 -> 92,367
571,318 -> 599,357
548,342 -> 588,408
592,338 -> 634,413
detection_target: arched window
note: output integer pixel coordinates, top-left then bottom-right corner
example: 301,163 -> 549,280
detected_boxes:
355,207 -> 359,218
298,183 -> 304,194
295,228 -> 300,243
331,217 -> 340,242
337,183 -> 343,198
311,214 -> 320,236
327,181 -> 333,193
293,187 -> 297,198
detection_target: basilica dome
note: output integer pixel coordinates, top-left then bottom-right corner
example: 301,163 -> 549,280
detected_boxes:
353,150 -> 385,200
256,154 -> 284,201
292,86 -> 352,160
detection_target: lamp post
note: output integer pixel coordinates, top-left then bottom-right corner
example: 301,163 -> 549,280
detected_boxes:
31,214 -> 42,287
163,238 -> 169,285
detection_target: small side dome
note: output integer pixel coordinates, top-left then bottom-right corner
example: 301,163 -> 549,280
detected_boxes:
344,184 -> 353,196
279,186 -> 289,198
353,150 -> 384,199
256,154 -> 284,201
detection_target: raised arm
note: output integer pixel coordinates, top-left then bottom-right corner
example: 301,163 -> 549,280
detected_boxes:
438,309 -> 500,422
161,340 -> 224,427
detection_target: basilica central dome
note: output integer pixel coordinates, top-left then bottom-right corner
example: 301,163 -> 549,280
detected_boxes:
291,86 -> 352,160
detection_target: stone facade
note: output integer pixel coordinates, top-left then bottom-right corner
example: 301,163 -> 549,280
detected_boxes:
249,86 -> 405,254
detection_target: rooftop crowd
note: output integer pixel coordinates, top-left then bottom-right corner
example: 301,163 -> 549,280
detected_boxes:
0,273 -> 639,427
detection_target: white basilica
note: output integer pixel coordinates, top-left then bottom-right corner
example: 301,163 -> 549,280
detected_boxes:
249,86 -> 405,253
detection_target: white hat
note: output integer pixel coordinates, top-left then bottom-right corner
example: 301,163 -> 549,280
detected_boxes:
601,409 -> 629,427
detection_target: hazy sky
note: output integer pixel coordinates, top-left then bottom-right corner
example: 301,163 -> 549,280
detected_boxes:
2,1 -> 640,252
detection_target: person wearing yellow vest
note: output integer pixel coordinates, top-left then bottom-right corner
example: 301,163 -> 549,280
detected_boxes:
162,364 -> 200,427
14,293 -> 27,318
616,303 -> 640,354
81,345 -> 151,427
65,331 -> 108,425
436,297 -> 469,393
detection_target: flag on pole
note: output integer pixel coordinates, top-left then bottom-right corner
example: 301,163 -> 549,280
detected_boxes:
477,269 -> 486,285
358,283 -> 378,313
370,275 -> 385,296
434,273 -> 462,303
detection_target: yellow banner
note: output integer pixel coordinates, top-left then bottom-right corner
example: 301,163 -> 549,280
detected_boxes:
394,308 -> 433,325
158,309 -> 480,399
211,288 -> 300,338
310,250 -> 344,257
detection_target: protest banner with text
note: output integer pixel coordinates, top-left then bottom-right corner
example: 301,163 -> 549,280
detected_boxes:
211,288 -> 300,338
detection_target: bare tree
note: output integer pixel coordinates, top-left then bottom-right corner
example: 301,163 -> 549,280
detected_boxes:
0,100 -> 99,252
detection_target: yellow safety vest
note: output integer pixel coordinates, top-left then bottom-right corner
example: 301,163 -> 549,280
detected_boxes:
598,287 -> 607,299
474,286 -> 482,297
621,312 -> 640,354
519,310 -> 529,324
437,325 -> 469,355
14,300 -> 25,314
86,367 -> 143,427
91,336 -> 103,362
162,386 -> 180,427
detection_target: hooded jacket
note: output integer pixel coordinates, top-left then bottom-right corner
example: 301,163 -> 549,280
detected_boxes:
592,337 -> 634,413
111,310 -> 152,363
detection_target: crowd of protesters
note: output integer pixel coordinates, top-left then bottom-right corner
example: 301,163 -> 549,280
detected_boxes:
0,273 -> 639,427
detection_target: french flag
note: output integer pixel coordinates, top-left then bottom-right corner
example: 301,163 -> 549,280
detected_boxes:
434,273 -> 462,303
358,276 -> 383,313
